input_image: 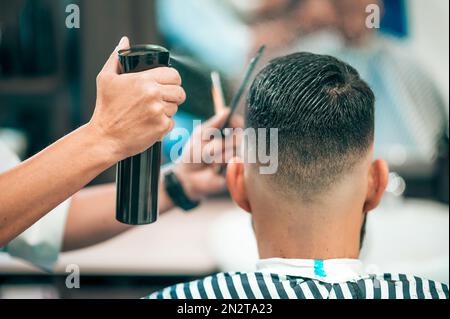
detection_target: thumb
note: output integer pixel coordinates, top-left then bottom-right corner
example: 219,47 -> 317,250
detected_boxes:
101,36 -> 130,74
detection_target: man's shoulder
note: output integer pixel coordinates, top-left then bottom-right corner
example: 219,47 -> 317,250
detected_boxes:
371,273 -> 449,299
145,271 -> 449,299
145,271 -> 278,299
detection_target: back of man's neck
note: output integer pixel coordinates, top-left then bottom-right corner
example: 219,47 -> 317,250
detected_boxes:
252,205 -> 363,260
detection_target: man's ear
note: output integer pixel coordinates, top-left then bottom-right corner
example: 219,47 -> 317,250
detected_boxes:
364,159 -> 389,212
226,157 -> 251,213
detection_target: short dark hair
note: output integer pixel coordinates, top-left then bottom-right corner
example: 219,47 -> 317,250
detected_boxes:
246,52 -> 375,200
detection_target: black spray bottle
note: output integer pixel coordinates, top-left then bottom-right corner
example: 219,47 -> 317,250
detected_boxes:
116,45 -> 170,225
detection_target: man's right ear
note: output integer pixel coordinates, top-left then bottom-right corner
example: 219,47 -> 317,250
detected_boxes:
226,157 -> 251,213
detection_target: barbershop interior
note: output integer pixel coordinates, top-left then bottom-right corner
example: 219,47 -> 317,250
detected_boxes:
0,0 -> 448,299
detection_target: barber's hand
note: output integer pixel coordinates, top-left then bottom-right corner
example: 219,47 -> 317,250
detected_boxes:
172,109 -> 243,201
88,36 -> 186,162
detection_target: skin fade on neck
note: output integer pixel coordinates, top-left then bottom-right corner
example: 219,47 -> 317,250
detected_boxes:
246,149 -> 374,260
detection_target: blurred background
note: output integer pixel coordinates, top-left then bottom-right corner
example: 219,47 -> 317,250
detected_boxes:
0,0 -> 448,298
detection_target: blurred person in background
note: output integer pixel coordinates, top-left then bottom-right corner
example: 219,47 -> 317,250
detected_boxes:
287,0 -> 448,187
156,0 -> 338,79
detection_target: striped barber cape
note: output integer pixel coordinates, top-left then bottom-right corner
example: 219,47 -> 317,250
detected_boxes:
146,259 -> 449,299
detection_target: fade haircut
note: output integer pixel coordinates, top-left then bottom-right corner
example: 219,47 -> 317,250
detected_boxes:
246,52 -> 375,201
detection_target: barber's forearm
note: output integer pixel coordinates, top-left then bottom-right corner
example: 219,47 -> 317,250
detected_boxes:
62,172 -> 176,252
0,124 -> 119,247
61,109 -> 239,251
62,183 -> 129,251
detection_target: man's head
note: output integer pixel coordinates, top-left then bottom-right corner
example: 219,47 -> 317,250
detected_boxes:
226,52 -> 388,259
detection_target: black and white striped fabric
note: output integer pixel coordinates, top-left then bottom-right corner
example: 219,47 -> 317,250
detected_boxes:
146,272 -> 449,299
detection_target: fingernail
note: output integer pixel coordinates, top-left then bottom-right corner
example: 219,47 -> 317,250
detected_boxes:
115,36 -> 126,51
